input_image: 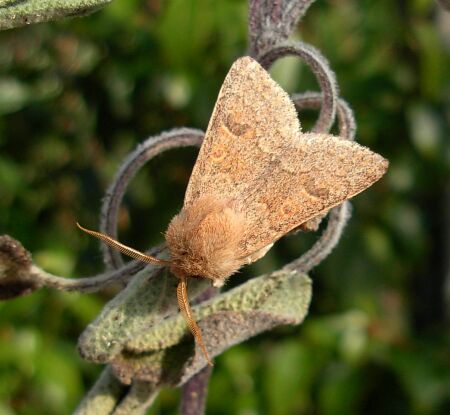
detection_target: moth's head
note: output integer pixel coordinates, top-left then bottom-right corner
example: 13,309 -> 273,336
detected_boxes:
165,196 -> 246,286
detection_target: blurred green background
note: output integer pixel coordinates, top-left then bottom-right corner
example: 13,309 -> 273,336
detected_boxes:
0,0 -> 449,414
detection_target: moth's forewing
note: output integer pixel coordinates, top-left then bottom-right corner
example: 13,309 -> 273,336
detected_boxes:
184,56 -> 301,208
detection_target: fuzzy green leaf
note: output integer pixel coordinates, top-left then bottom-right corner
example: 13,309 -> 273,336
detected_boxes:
78,267 -> 312,388
77,268 -> 209,363
0,0 -> 111,30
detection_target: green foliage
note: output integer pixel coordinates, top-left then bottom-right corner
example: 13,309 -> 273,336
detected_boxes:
0,0 -> 449,414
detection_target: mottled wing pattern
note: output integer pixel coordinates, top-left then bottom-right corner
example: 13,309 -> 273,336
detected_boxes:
184,56 -> 388,259
239,133 -> 387,256
184,56 -> 301,207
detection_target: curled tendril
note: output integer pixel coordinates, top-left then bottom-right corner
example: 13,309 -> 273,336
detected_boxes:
293,92 -> 356,141
258,41 -> 338,133
0,234 -> 165,295
289,93 -> 356,272
249,0 -> 318,57
100,128 -> 203,270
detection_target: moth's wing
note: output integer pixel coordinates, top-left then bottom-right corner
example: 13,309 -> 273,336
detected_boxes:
185,56 -> 302,208
184,56 -> 388,259
238,133 -> 388,256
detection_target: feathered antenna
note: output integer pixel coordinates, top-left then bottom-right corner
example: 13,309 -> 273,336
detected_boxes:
76,223 -> 169,265
177,277 -> 213,366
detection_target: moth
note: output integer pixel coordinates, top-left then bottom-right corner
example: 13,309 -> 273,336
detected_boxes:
78,56 -> 388,366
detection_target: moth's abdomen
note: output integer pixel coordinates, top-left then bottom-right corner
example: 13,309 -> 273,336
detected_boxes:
165,196 -> 246,284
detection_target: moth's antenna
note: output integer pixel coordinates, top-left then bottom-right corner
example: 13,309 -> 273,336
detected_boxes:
177,277 -> 213,366
76,223 -> 169,266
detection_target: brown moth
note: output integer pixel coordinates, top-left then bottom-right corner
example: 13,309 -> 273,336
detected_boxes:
77,56 -> 388,366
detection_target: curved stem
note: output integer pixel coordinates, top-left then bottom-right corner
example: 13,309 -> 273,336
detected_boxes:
248,0 -> 318,57
180,365 -> 213,415
100,128 -> 204,270
111,381 -> 158,415
286,201 -> 351,273
287,92 -> 356,272
292,92 -> 356,141
0,235 -> 164,295
282,1 -> 317,28
258,41 -> 338,133
72,366 -> 125,415
27,259 -> 161,293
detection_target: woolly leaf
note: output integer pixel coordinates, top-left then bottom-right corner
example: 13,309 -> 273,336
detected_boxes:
0,0 -> 111,30
79,267 -> 311,387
